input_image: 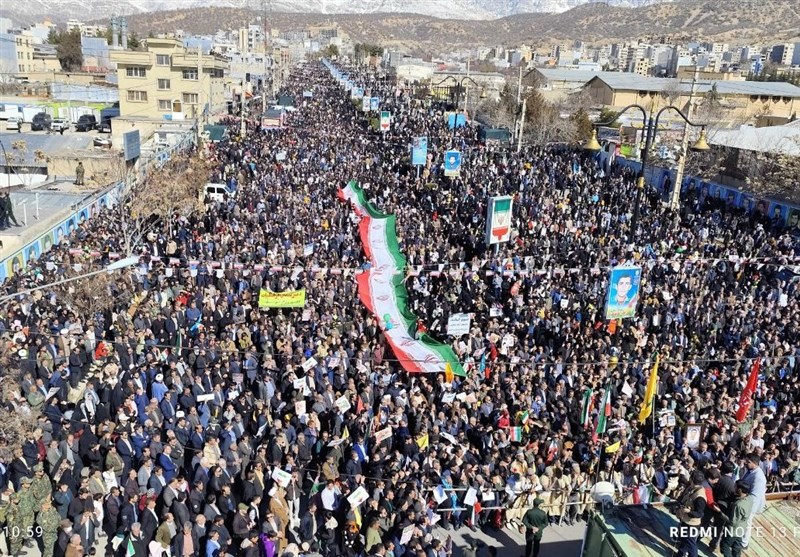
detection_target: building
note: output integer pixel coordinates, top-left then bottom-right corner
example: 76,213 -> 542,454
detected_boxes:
586,73 -> 800,123
237,25 -> 266,55
631,57 -> 651,77
770,44 -> 795,66
110,36 -> 228,120
82,36 -> 111,72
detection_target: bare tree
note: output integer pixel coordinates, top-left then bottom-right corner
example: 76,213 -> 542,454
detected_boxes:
113,150 -> 211,254
3,140 -> 50,187
743,136 -> 800,203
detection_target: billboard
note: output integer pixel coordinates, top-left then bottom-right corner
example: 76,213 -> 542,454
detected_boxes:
443,150 -> 461,177
485,195 -> 513,245
605,266 -> 642,320
123,130 -> 141,161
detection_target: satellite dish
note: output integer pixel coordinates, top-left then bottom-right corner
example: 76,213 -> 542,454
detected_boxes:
591,481 -> 616,506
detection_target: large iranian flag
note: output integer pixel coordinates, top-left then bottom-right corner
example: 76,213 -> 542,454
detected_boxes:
339,180 -> 465,376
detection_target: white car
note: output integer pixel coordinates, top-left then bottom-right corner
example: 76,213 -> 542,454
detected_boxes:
51,118 -> 70,133
6,116 -> 21,131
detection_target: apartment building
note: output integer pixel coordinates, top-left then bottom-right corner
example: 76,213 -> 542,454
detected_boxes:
111,37 -> 228,120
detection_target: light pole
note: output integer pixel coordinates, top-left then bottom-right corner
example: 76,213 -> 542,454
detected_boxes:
0,256 -> 140,305
583,104 -> 709,242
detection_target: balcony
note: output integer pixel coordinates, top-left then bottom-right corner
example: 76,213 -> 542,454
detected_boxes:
110,50 -> 152,66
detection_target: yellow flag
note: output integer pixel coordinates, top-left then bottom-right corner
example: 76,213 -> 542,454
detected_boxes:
605,441 -> 621,454
444,362 -> 454,383
639,354 -> 660,422
341,426 -> 350,442
353,506 -> 362,529
416,434 -> 429,451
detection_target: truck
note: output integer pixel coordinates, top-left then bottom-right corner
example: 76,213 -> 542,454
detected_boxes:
99,106 -> 120,133
0,103 -> 21,120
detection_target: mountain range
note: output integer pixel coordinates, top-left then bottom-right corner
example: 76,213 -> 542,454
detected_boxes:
3,0 -> 670,24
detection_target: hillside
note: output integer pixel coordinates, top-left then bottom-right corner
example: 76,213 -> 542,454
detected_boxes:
97,0 -> 800,52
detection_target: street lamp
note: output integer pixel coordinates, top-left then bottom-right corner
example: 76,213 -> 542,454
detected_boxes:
584,104 -> 709,242
0,256 -> 139,305
432,76 -> 479,111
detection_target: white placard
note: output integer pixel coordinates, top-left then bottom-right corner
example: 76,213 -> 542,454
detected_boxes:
347,486 -> 370,507
334,395 -> 351,414
295,400 -> 307,416
400,524 -> 415,545
463,487 -> 478,506
304,243 -> 314,256
433,486 -> 447,504
489,305 -> 503,317
446,313 -> 471,336
621,382 -> 634,397
441,393 -> 456,404
374,427 -> 392,443
271,468 -> 292,488
293,378 -> 306,390
302,357 -> 318,372
196,393 -> 214,403
779,293 -> 788,307
440,432 -> 458,445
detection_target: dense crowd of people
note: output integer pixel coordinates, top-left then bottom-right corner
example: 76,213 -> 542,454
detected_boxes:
0,58 -> 799,557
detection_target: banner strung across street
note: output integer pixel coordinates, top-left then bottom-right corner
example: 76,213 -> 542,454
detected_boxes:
338,180 -> 465,376
258,288 -> 307,308
605,266 -> 642,320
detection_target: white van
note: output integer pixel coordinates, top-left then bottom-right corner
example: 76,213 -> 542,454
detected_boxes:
203,183 -> 231,203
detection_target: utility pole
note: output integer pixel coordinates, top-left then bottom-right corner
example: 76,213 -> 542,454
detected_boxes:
197,45 -> 204,125
463,58 -> 470,113
240,80 -> 246,137
517,97 -> 526,153
670,65 -> 699,210
516,64 -> 522,104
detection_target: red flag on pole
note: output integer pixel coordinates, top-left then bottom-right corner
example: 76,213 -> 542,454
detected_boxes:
735,359 -> 760,423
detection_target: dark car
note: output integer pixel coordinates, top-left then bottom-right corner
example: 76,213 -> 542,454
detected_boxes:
75,114 -> 97,132
30,112 -> 52,131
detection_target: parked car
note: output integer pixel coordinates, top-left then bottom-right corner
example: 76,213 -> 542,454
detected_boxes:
98,119 -> 112,133
6,116 -> 21,132
51,118 -> 70,134
93,136 -> 112,148
30,112 -> 52,131
75,114 -> 97,132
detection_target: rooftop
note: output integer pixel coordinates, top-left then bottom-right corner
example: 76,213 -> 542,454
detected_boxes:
534,69 -> 800,98
589,73 -> 800,98
709,121 -> 800,156
591,497 -> 800,557
0,133 -> 99,166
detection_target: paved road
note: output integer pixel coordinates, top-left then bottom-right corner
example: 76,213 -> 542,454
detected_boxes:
439,520 -> 586,557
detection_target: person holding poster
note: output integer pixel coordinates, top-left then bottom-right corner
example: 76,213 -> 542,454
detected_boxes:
605,266 -> 642,320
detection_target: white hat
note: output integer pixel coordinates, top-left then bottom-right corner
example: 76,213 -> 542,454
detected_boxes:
155,374 -> 164,382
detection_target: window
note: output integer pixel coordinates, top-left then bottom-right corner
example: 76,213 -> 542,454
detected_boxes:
156,54 -> 171,66
182,69 -> 198,80
182,92 -> 199,104
127,90 -> 148,102
158,100 -> 172,111
126,66 -> 146,78
157,79 -> 171,90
